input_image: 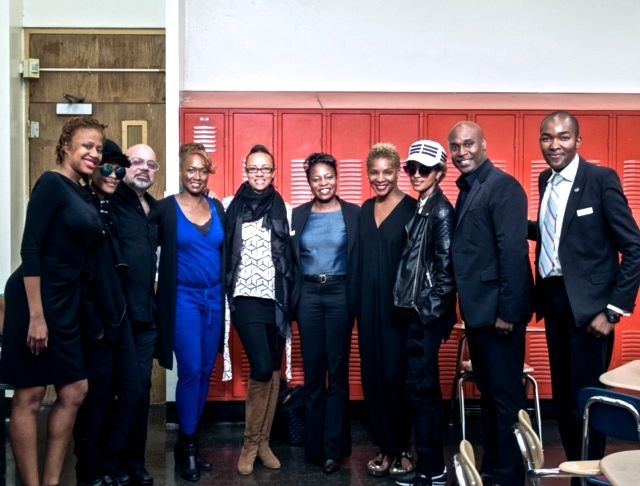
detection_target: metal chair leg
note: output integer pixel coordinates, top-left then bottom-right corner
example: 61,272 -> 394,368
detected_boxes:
524,373 -> 542,444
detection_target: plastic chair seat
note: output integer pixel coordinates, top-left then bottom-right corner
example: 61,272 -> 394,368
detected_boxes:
559,460 -> 601,476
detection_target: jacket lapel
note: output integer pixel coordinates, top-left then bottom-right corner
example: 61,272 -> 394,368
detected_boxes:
559,158 -> 586,241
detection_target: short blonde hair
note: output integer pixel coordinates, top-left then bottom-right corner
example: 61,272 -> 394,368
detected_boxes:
367,142 -> 400,171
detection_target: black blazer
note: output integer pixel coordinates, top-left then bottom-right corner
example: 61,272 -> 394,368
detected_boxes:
155,195 -> 226,369
452,160 -> 534,328
532,158 -> 640,326
291,196 -> 360,320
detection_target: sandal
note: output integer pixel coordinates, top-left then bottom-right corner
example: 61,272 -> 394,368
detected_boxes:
366,450 -> 391,477
389,451 -> 415,476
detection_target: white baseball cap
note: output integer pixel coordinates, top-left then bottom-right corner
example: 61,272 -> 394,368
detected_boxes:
405,140 -> 447,167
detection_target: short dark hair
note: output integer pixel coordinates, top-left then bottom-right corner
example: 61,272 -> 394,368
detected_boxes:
541,111 -> 580,137
246,144 -> 275,166
303,152 -> 337,181
56,116 -> 107,165
179,143 -> 212,171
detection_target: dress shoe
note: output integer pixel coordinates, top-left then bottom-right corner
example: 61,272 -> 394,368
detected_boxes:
198,456 -> 213,471
323,459 -> 340,474
113,472 -> 131,486
130,469 -> 154,486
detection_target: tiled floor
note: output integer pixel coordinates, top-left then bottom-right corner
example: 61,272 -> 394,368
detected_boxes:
1,403 -> 630,485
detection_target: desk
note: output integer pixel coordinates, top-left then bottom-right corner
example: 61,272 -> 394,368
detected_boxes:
599,450 -> 640,486
600,360 -> 640,392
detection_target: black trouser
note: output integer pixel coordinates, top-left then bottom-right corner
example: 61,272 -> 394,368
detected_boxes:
466,323 -> 526,486
74,322 -> 142,481
297,279 -> 352,462
232,297 -> 284,382
120,322 -> 157,476
541,277 -> 613,467
401,310 -> 448,477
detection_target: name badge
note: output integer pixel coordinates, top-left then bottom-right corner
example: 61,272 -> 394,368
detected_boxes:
577,207 -> 594,217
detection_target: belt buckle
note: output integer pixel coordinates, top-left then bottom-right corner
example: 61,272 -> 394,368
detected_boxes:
318,274 -> 327,284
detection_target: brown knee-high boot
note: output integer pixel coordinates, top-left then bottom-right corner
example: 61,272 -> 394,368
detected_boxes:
237,379 -> 271,475
257,371 -> 281,469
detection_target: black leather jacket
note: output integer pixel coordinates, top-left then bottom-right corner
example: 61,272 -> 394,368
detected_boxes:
393,185 -> 456,329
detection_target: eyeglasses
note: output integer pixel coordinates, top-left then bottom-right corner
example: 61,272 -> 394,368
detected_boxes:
129,157 -> 160,171
246,166 -> 274,175
403,163 -> 434,177
99,164 -> 127,180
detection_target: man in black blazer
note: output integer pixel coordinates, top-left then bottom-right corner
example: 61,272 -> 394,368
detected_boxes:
449,121 -> 533,486
531,111 -> 640,466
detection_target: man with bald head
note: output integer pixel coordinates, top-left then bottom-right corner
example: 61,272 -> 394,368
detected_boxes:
449,122 -> 533,486
110,144 -> 161,485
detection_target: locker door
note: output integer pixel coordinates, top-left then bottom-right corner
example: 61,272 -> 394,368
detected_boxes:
328,112 -> 373,204
378,112 -> 421,195
576,115 -> 610,166
280,112 -> 323,206
181,112 -> 226,200
230,112 -> 276,198
474,113 -> 516,176
613,115 -> 640,366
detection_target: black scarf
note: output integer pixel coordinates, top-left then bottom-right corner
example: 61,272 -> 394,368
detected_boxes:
225,182 -> 294,338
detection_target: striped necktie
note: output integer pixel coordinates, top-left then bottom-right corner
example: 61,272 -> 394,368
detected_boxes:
539,173 -> 562,278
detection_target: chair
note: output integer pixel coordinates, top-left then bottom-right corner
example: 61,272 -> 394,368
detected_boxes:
578,387 -> 640,485
513,409 -> 600,486
450,328 -> 543,441
453,439 -> 483,486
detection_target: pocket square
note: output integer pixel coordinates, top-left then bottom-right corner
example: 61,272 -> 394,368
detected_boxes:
577,207 -> 594,217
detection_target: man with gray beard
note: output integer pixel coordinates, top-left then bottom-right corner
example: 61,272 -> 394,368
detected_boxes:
110,144 -> 160,485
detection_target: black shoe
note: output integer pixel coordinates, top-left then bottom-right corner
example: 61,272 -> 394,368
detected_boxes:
113,472 -> 131,486
76,479 -> 104,486
323,459 -> 340,474
129,469 -> 153,486
175,434 -> 201,482
394,472 -> 432,486
197,456 -> 213,471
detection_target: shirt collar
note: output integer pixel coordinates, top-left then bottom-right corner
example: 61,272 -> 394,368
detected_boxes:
549,154 -> 579,183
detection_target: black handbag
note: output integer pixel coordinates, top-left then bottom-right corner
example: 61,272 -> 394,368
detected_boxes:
272,381 -> 305,446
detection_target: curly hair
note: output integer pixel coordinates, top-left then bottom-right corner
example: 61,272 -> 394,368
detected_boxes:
366,142 -> 400,171
55,116 -> 107,165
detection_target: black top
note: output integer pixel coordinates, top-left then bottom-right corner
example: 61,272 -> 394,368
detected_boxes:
110,182 -> 159,325
0,172 -> 103,387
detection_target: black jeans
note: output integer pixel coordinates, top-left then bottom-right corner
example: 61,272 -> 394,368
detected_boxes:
297,280 -> 352,462
232,297 -> 284,382
74,322 -> 142,481
120,322 -> 157,475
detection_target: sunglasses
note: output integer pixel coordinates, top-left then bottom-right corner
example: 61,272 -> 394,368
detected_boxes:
99,164 -> 127,180
403,163 -> 435,177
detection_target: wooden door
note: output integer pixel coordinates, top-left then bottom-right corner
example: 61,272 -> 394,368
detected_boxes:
27,30 -> 166,200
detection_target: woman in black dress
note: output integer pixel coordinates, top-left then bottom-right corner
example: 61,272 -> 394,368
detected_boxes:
358,143 -> 417,478
291,153 -> 360,474
0,117 -> 105,486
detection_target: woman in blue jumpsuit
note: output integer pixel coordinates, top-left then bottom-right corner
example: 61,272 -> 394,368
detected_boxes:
156,143 -> 225,482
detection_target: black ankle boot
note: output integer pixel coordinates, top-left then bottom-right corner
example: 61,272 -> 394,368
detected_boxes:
174,433 -> 200,482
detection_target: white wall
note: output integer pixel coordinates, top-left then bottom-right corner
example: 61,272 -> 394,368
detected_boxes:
184,0 -> 640,93
23,0 -> 165,27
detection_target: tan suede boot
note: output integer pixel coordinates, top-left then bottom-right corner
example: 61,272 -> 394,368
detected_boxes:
237,378 -> 270,475
257,371 -> 281,469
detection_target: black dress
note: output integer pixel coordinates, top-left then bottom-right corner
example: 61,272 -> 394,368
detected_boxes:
358,195 -> 416,457
0,172 -> 102,388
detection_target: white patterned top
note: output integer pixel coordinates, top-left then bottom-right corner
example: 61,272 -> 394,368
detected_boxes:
233,219 -> 275,299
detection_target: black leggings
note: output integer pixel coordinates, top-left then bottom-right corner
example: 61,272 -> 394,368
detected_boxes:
232,297 -> 284,382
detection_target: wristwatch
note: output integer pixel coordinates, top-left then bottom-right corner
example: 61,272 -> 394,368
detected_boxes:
604,308 -> 621,324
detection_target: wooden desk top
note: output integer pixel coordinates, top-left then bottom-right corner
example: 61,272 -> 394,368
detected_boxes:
599,450 -> 640,486
599,360 -> 640,392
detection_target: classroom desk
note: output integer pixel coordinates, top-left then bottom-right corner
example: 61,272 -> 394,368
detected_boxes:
599,360 -> 640,392
599,450 -> 640,486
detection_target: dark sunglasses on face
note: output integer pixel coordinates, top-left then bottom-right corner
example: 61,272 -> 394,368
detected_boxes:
99,164 -> 127,180
403,162 -> 434,177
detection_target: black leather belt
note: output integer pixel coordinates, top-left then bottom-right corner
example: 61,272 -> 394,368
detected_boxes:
303,274 -> 347,284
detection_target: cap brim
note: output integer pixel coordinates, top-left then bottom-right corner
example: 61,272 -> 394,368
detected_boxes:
405,154 -> 441,167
